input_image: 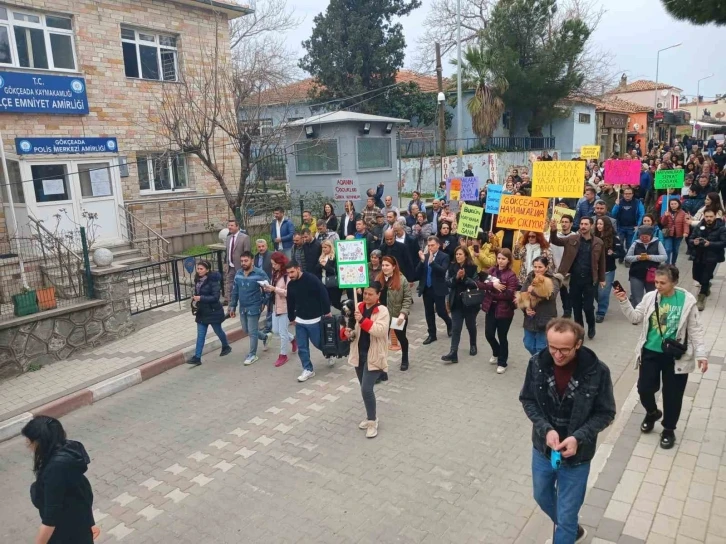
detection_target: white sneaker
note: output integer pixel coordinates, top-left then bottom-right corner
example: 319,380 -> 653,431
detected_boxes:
366,419 -> 378,438
243,355 -> 259,366
496,365 -> 507,374
489,356 -> 498,365
359,418 -> 376,430
262,332 -> 272,351
327,357 -> 336,368
297,369 -> 315,382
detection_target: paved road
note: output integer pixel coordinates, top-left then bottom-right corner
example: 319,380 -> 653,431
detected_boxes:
0,267 -> 648,543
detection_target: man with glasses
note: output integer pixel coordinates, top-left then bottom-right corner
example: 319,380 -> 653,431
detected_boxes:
520,318 -> 615,544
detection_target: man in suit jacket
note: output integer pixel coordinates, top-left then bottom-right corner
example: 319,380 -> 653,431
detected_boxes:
254,239 -> 274,335
416,235 -> 452,344
426,199 -> 444,234
379,230 -> 413,282
338,201 -> 359,239
392,222 -> 419,281
224,219 -> 250,304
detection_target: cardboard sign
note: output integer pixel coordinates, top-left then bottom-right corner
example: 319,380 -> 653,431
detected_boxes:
336,239 -> 369,288
604,159 -> 641,185
497,195 -> 549,231
447,199 -> 460,213
580,145 -> 601,160
531,161 -> 584,198
448,177 -> 461,200
552,205 -> 573,233
333,178 -> 361,201
457,204 -> 484,238
655,169 -> 685,189
446,176 -> 479,201
485,184 -> 504,214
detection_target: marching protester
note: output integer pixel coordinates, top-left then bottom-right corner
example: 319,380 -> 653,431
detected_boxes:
317,239 -> 342,311
427,199 -> 444,233
688,191 -> 723,227
479,249 -> 519,374
417,236 -> 453,345
22,416 -> 98,544
188,260 -> 231,366
465,233 -> 498,272
377,256 -> 413,370
624,225 -> 667,307
616,264 -> 707,449
262,252 -> 296,368
392,222 -> 420,279
514,231 -> 555,286
223,219 -> 250,305
442,246 -> 480,363
549,217 -> 605,340
612,186 -> 645,257
379,230 -> 413,283
291,232 -> 306,271
286,261 -> 332,382
520,319 -> 615,544
368,250 -> 383,283
321,202 -> 338,233
550,213 -> 574,319
660,198 -> 689,265
437,221 -> 458,259
229,251 -> 270,366
634,214 -> 664,245
687,209 -> 726,311
301,228 -> 321,275
573,186 -> 596,227
594,217 -> 624,323
520,256 -> 560,356
412,211 -> 434,250
341,282 -> 390,439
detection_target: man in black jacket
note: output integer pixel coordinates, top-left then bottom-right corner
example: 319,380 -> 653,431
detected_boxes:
379,230 -> 413,282
520,318 -> 615,544
687,210 -> 726,310
416,236 -> 452,344
393,222 -> 420,281
301,229 -> 322,276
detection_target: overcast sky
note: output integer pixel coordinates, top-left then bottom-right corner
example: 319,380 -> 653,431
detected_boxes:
285,0 -> 725,100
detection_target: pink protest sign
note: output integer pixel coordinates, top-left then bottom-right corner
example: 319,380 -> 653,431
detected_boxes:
604,159 -> 641,185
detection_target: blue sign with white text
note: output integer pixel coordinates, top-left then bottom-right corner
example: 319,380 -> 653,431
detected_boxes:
485,184 -> 504,214
16,137 -> 118,155
0,71 -> 89,115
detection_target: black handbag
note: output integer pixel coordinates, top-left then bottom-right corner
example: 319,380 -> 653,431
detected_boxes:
655,293 -> 688,360
323,275 -> 338,288
461,288 -> 485,307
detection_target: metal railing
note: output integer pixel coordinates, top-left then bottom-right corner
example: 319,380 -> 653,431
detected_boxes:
118,205 -> 171,263
127,249 -> 224,314
398,136 -> 557,158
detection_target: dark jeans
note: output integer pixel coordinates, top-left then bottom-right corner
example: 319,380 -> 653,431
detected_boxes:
560,284 -> 572,317
484,308 -> 513,367
423,287 -> 452,338
393,320 -> 409,364
355,356 -> 382,421
638,348 -> 688,430
569,276 -> 596,329
195,322 -> 229,359
450,304 -> 479,352
693,261 -> 718,295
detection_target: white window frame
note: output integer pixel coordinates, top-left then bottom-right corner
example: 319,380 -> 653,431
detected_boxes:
0,6 -> 77,72
136,153 -> 190,194
356,137 -> 392,172
121,27 -> 178,82
258,118 -> 273,136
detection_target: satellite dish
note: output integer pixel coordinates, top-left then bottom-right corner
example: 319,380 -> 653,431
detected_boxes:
634,123 -> 640,130
660,90 -> 669,97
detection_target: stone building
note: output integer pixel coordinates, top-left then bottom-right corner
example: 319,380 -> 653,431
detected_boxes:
0,0 -> 252,245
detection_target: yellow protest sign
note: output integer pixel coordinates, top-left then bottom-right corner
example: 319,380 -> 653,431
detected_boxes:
580,145 -> 601,160
497,195 -> 549,231
449,178 -> 461,200
457,204 -> 484,238
552,205 -> 574,233
531,161 -> 584,198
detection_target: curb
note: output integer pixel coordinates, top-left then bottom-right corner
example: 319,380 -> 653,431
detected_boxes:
0,327 -> 248,444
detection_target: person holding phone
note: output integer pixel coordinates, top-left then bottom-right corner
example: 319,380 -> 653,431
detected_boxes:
376,256 -> 413,370
466,233 -> 499,273
615,264 -> 708,449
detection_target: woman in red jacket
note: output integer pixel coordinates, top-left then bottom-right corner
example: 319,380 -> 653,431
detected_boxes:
477,248 -> 519,374
660,198 -> 689,265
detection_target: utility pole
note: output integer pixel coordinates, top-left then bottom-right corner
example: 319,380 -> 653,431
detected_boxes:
435,43 -> 447,160
456,0 -> 463,176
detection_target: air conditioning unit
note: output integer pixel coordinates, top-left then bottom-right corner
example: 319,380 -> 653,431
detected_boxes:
656,102 -> 664,108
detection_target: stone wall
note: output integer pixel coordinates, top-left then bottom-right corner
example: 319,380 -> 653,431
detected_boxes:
0,266 -> 134,380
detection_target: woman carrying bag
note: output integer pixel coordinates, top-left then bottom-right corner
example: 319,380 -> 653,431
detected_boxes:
660,198 -> 689,265
262,252 -> 296,367
616,264 -> 708,449
318,239 -> 342,310
519,256 -> 560,356
442,247 -> 480,364
188,260 -> 231,366
22,416 -> 99,544
377,256 -> 413,371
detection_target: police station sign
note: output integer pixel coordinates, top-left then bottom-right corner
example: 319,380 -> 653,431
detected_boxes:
0,71 -> 89,115
15,137 -> 118,155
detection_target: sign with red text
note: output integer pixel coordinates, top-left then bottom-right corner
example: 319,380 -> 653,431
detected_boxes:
333,178 -> 361,201
497,195 -> 549,231
604,159 -> 641,185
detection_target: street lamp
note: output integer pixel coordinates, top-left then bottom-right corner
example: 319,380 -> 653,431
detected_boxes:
652,43 -> 681,144
693,73 -> 715,138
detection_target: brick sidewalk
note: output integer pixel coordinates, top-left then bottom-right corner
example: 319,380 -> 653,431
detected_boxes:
0,302 -> 240,421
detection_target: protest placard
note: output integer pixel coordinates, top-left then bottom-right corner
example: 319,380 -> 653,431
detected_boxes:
336,239 -> 369,288
497,195 -> 549,231
447,199 -> 461,213
604,159 -> 640,185
485,184 -> 504,214
333,178 -> 361,201
447,178 -> 461,200
446,177 -> 479,201
654,169 -> 685,189
531,161 -> 584,198
552,205 -> 573,233
457,204 -> 484,238
580,145 -> 601,160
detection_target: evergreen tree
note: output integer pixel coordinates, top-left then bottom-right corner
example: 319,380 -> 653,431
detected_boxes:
661,0 -> 726,26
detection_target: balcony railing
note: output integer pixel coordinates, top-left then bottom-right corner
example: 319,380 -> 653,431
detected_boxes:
398,137 -> 557,158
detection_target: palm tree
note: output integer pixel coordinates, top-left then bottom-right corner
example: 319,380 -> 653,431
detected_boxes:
451,44 -> 508,145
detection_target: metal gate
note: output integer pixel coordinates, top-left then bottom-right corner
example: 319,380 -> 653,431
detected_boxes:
127,250 -> 225,314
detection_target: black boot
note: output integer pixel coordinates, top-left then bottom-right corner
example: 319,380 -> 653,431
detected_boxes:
470,345 -> 477,356
375,372 -> 389,384
187,356 -> 202,366
423,336 -> 437,345
660,429 -> 676,449
400,360 -> 409,371
641,409 -> 662,433
441,351 -> 458,363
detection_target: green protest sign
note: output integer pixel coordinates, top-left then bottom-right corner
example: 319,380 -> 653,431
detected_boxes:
335,239 -> 369,288
654,169 -> 685,189
458,204 -> 484,238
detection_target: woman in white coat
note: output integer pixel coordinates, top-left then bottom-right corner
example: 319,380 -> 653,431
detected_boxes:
615,264 -> 708,449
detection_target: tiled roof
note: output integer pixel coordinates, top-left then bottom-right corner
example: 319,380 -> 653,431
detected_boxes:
252,70 -> 441,106
594,96 -> 652,114
186,0 -> 254,16
609,79 -> 681,93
